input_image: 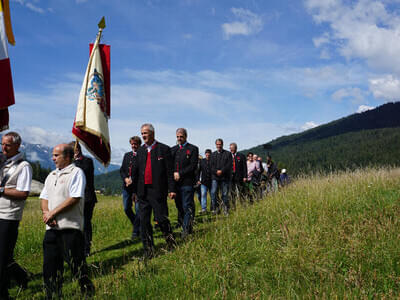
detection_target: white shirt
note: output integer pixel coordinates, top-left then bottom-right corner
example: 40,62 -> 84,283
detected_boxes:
145,141 -> 157,152
39,166 -> 86,200
3,154 -> 32,192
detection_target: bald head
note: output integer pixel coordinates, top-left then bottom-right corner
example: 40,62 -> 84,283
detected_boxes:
52,143 -> 74,169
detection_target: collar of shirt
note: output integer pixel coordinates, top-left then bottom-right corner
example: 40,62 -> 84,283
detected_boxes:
179,142 -> 188,149
56,163 -> 74,174
145,141 -> 157,152
132,151 -> 137,156
4,152 -> 23,165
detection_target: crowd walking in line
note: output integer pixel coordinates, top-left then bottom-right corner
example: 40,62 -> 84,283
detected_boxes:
0,127 -> 290,299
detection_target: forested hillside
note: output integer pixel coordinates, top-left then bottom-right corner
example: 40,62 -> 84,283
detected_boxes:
245,102 -> 400,175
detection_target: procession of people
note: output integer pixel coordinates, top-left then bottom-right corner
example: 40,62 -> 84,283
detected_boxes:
0,128 -> 290,299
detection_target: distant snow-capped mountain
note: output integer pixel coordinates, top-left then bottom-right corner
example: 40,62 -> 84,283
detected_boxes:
19,142 -> 120,175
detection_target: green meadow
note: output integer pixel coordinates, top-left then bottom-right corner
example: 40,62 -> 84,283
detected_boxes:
10,167 -> 400,299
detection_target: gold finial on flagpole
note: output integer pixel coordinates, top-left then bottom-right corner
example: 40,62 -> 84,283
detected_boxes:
98,17 -> 106,30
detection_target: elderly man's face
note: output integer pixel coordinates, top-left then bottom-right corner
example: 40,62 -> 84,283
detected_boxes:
176,131 -> 187,145
1,136 -> 19,159
130,140 -> 140,152
229,144 -> 237,154
141,126 -> 154,145
52,145 -> 70,169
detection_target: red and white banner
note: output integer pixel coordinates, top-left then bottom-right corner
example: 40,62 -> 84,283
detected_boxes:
72,34 -> 111,166
0,0 -> 15,132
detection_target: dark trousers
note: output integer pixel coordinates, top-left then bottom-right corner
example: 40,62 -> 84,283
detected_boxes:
83,201 -> 95,255
175,185 -> 195,233
139,185 -> 173,250
230,179 -> 246,207
122,189 -> 140,235
211,179 -> 230,212
174,195 -> 184,227
0,219 -> 19,299
43,229 -> 93,299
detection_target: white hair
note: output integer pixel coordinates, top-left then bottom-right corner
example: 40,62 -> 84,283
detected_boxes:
141,123 -> 155,133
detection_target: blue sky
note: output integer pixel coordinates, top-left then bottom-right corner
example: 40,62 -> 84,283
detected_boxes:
6,0 -> 400,164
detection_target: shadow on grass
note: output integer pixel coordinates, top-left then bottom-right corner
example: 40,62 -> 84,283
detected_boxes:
91,239 -> 139,255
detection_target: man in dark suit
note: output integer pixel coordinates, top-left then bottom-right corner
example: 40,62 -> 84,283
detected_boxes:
210,138 -> 232,215
71,142 -> 98,257
120,136 -> 141,240
132,123 -> 177,258
171,128 -> 199,238
197,149 -> 212,214
229,143 -> 247,206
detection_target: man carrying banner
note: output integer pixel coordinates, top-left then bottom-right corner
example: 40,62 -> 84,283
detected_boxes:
69,142 -> 97,257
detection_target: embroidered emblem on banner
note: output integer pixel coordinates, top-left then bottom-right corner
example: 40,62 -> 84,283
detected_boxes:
87,68 -> 107,117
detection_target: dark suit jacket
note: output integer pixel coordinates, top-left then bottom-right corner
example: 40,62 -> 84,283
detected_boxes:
210,149 -> 232,181
197,158 -> 212,187
119,151 -> 137,192
231,152 -> 247,183
171,143 -> 199,187
74,156 -> 97,203
132,141 -> 175,199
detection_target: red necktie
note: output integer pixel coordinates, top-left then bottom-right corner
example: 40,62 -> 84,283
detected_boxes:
233,154 -> 236,172
144,145 -> 156,184
179,145 -> 183,150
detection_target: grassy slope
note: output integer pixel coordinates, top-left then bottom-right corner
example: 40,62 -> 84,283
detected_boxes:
11,168 -> 400,299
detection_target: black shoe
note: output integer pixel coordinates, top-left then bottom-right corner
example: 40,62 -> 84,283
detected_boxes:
166,234 -> 177,250
80,279 -> 95,298
143,247 -> 155,260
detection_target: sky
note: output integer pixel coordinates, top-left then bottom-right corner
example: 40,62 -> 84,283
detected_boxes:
5,0 -> 400,164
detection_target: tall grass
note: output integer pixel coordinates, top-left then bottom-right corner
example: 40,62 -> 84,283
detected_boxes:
10,167 -> 400,299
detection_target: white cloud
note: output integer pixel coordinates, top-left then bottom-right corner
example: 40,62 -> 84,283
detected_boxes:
12,0 -> 45,14
16,126 -> 70,147
222,8 -> 263,39
357,104 -> 374,113
305,0 -> 400,74
301,121 -> 318,131
369,75 -> 400,101
331,87 -> 366,103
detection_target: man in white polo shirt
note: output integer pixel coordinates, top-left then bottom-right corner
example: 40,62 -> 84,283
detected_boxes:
40,143 -> 94,299
0,131 -> 32,300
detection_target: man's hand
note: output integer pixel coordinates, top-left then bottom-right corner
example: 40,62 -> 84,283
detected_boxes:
169,192 -> 176,199
197,181 -> 201,186
243,178 -> 247,183
124,177 -> 132,187
174,172 -> 180,182
132,193 -> 138,203
216,170 -> 223,176
42,210 -> 56,226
